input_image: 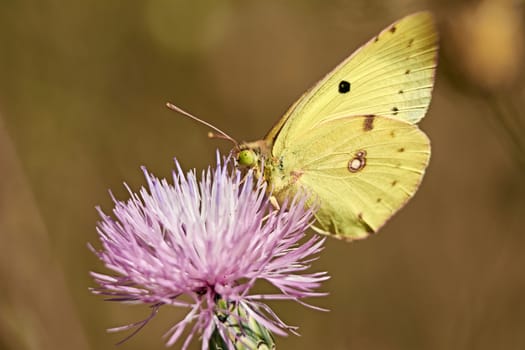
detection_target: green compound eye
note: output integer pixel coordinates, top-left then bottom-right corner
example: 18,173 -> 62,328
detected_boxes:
237,149 -> 257,167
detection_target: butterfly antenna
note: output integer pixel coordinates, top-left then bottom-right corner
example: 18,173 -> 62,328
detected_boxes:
166,102 -> 239,149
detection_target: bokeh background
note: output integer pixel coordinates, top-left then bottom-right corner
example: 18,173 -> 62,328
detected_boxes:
1,0 -> 524,349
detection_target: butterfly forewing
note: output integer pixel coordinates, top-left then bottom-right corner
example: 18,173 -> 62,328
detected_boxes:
270,11 -> 438,151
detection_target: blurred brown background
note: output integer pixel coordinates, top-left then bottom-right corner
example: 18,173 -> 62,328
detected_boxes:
1,0 -> 524,349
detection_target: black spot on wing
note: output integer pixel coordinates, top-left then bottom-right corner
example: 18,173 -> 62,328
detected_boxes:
338,80 -> 351,93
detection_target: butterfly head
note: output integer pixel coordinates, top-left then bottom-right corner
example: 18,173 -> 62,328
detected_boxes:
236,140 -> 271,169
237,149 -> 259,168
236,146 -> 265,180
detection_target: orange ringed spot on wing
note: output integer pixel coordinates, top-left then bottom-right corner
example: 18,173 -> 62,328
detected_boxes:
348,150 -> 367,173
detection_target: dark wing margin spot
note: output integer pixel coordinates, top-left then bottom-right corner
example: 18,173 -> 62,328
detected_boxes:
405,69 -> 411,75
390,25 -> 397,33
398,89 -> 404,94
392,107 -> 399,115
363,115 -> 375,131
374,36 -> 379,42
357,213 -> 375,234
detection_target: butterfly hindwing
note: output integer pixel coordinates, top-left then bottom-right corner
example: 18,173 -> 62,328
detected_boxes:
269,115 -> 430,240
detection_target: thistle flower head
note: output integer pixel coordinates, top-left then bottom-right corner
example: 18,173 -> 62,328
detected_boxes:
90,154 -> 328,349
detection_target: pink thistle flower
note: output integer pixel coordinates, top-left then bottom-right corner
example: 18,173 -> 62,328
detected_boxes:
90,155 -> 328,349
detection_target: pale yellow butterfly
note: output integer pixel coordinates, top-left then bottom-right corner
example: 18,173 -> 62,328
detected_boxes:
169,11 -> 438,241
237,11 -> 438,241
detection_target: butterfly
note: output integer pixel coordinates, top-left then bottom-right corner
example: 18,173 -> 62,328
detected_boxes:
169,11 -> 438,241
